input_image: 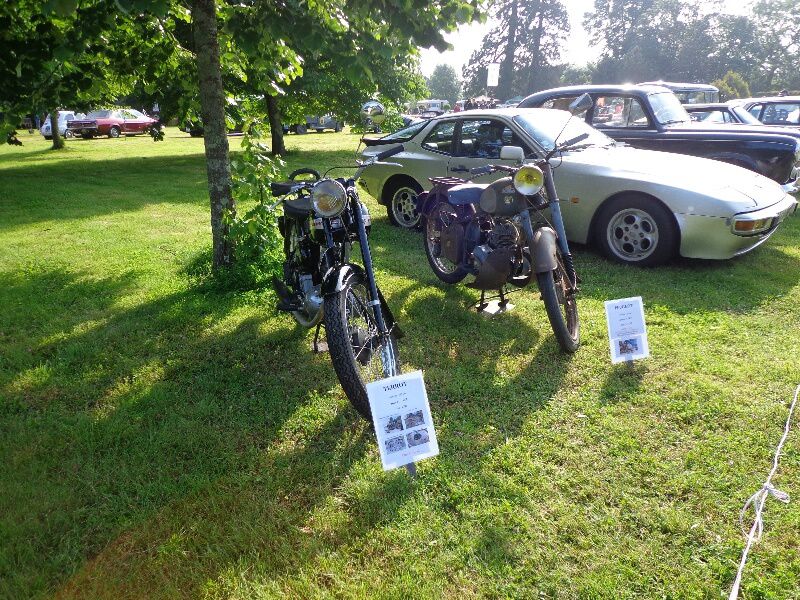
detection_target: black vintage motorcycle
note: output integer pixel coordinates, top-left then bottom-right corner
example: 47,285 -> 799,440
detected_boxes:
269,145 -> 405,419
417,95 -> 593,353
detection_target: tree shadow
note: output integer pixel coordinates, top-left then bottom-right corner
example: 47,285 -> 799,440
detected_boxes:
2,265 -> 391,597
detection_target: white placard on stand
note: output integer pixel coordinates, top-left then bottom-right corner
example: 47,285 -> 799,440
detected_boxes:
486,63 -> 500,88
604,296 -> 650,364
366,370 -> 439,471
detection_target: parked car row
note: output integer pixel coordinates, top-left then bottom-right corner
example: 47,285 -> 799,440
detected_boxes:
358,93 -> 797,267
38,108 -> 160,140
517,85 -> 800,192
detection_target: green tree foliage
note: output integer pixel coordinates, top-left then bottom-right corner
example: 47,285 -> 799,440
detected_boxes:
583,0 -> 800,94
0,1 -> 127,146
712,71 -> 751,101
462,0 -> 569,100
426,64 -> 461,104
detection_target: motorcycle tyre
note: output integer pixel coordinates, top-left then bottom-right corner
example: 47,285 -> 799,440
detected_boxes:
535,257 -> 580,353
324,270 -> 400,421
421,205 -> 468,284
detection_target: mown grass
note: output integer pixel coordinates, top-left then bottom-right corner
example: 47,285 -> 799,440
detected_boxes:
1,128 -> 799,599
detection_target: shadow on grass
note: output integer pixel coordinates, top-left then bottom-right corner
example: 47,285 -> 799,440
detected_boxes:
0,146 -> 357,233
0,265 -> 397,597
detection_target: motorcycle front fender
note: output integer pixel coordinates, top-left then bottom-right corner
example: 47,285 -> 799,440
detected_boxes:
530,226 -> 558,273
321,263 -> 403,338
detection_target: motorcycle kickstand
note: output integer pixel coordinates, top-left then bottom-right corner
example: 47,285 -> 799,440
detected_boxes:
498,287 -> 509,311
475,290 -> 488,312
312,321 -> 328,353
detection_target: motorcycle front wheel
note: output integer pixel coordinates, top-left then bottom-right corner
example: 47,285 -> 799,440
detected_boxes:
324,270 -> 400,420
535,253 -> 580,353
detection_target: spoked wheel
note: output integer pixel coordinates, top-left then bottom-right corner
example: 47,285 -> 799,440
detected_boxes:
324,270 -> 400,420
535,252 -> 580,353
422,202 -> 468,284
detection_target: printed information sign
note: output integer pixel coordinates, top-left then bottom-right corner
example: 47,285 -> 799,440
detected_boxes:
366,370 -> 439,471
604,296 -> 650,364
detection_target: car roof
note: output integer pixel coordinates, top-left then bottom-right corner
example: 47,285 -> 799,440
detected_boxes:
735,96 -> 800,104
639,81 -> 718,92
428,107 -> 569,120
683,103 -> 731,110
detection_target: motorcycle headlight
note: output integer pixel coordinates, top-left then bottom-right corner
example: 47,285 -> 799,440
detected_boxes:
513,165 -> 544,196
311,179 -> 347,217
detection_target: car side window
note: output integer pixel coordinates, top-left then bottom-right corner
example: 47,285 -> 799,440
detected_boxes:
763,103 -> 800,125
747,104 -> 763,120
593,96 -> 650,128
457,119 -> 526,158
421,121 -> 456,155
541,96 -> 588,118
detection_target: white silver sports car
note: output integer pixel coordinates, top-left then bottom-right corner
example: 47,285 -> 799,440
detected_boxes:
359,108 -> 798,265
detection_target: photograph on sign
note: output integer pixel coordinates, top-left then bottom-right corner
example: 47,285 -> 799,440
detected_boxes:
604,296 -> 649,363
366,370 -> 439,471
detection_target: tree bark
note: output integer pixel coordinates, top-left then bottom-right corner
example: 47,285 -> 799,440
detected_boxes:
191,0 -> 235,269
499,1 -> 518,100
265,94 -> 286,156
50,110 -> 64,150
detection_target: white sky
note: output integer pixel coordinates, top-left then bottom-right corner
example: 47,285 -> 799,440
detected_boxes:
418,0 -> 753,78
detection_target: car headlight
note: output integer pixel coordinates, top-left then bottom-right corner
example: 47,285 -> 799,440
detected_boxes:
732,217 -> 773,235
312,179 -> 347,217
513,165 -> 544,196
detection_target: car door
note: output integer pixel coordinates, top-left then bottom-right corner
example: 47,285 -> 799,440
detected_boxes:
120,110 -> 140,133
589,94 -> 661,151
414,119 -> 458,184
446,117 -> 526,178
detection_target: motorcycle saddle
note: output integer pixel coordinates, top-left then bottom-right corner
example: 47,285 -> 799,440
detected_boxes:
447,183 -> 485,206
282,196 -> 313,218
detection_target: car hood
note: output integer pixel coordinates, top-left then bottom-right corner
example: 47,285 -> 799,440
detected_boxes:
563,146 -> 787,210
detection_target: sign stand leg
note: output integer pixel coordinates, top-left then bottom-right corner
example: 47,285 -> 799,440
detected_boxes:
405,462 -> 417,477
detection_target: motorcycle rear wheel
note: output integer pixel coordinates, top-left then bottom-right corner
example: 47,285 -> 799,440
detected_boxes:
324,270 -> 400,420
422,202 -> 468,284
535,253 -> 579,353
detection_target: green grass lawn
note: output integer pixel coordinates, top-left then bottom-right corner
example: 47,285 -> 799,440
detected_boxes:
1,128 -> 799,599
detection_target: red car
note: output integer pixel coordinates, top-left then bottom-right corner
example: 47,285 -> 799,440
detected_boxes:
68,109 -> 158,139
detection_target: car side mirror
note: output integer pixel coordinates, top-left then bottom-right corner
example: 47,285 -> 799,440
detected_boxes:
569,93 -> 593,115
499,145 -> 525,163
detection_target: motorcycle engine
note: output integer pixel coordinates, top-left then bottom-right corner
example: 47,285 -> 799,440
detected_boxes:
469,218 -> 522,290
488,219 -> 521,249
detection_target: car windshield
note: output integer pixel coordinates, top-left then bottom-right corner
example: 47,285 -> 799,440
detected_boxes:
87,110 -> 112,118
649,93 -> 691,124
378,120 -> 428,143
512,112 -> 613,153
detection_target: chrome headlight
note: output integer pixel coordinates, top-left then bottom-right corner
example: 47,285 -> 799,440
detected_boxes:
312,179 -> 347,217
512,165 -> 544,196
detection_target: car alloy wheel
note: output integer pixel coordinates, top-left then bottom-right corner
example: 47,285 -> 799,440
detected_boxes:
109,126 -> 121,138
64,129 -> 74,139
390,186 -> 421,228
605,207 -> 660,262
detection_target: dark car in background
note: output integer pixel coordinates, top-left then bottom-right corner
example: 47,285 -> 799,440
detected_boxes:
518,84 -> 800,191
684,103 -> 765,125
731,96 -> 800,128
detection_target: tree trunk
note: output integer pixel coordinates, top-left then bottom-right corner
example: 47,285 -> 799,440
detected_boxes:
265,95 -> 286,156
499,1 -> 518,100
50,110 -> 64,150
191,0 -> 235,269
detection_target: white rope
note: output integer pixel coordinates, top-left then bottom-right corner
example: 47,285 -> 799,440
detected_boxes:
728,384 -> 799,600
